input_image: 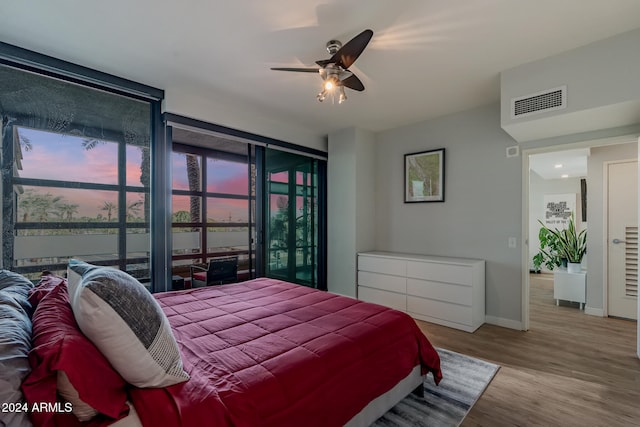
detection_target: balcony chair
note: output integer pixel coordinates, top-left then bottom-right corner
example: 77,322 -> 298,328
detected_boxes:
190,256 -> 239,287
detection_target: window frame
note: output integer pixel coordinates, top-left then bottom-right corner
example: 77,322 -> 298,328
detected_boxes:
171,142 -> 254,267
0,42 -> 167,290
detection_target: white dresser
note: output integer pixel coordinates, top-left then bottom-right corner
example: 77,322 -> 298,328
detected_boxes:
357,251 -> 486,332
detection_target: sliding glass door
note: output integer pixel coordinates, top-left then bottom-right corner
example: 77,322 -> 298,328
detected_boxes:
163,115 -> 327,291
264,149 -> 319,288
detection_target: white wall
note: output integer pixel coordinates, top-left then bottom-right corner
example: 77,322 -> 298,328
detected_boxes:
163,85 -> 327,152
375,104 -> 523,326
327,127 -> 375,297
501,28 -> 640,142
529,171 -> 585,271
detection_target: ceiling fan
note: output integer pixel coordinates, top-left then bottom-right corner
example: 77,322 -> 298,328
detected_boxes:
271,29 -> 373,103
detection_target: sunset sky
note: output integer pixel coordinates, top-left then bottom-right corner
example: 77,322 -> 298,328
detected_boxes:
171,153 -> 249,221
17,127 -> 253,221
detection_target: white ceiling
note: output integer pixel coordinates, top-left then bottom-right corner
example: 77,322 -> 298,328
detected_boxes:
2,0 -> 640,137
529,149 -> 589,180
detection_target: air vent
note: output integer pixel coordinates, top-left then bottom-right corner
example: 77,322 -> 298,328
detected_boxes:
510,85 -> 567,119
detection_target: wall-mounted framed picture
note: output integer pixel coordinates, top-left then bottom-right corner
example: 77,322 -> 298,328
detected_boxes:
404,148 -> 445,203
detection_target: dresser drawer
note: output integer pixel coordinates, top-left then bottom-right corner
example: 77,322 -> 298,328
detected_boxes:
357,252 -> 484,332
406,260 -> 472,286
358,255 -> 407,276
358,286 -> 406,312
407,278 -> 472,306
358,271 -> 407,293
407,296 -> 473,326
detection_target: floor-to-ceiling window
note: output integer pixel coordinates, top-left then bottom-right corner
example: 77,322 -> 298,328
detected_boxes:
164,115 -> 327,290
169,127 -> 256,282
0,60 -> 160,285
0,42 -> 325,290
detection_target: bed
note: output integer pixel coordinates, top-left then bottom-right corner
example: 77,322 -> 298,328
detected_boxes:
5,269 -> 442,427
130,278 -> 442,426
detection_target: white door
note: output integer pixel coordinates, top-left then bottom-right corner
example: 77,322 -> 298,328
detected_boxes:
607,160 -> 638,320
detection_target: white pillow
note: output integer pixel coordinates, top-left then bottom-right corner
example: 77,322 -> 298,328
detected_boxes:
67,260 -> 189,388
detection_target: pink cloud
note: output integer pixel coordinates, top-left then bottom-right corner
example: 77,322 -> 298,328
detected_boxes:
208,175 -> 248,195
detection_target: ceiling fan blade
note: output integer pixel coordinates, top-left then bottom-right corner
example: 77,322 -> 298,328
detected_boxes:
270,67 -> 320,73
315,59 -> 332,67
330,29 -> 373,69
340,74 -> 365,92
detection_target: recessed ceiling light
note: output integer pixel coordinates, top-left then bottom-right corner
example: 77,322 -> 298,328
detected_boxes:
554,164 -> 563,168
561,174 -> 569,178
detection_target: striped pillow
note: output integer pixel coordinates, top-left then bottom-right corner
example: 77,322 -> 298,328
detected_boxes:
67,260 -> 189,388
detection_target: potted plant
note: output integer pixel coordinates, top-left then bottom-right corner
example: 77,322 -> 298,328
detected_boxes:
532,227 -> 564,272
535,213 -> 586,274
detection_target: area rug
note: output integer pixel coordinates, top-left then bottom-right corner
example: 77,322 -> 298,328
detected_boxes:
373,348 -> 500,427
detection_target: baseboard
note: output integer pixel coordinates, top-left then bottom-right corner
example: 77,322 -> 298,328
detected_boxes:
584,306 -> 605,317
485,315 -> 523,331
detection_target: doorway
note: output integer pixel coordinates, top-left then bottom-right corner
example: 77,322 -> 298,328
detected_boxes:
522,135 -> 639,332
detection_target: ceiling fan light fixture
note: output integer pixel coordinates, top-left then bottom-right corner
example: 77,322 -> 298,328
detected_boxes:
338,86 -> 347,104
324,80 -> 334,91
271,29 -> 373,104
319,74 -> 340,103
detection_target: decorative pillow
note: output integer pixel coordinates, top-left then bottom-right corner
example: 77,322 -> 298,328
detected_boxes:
21,280 -> 128,425
67,259 -> 189,387
0,270 -> 34,427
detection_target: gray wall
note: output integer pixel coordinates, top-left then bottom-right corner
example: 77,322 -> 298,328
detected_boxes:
501,28 -> 640,142
327,127 -> 375,297
355,129 -> 376,255
586,142 -> 637,311
375,104 -> 523,325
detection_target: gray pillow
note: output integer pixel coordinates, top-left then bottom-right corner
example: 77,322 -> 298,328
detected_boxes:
67,260 -> 189,388
0,270 -> 34,427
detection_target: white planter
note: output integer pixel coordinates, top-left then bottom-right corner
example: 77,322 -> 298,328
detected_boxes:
567,262 -> 582,273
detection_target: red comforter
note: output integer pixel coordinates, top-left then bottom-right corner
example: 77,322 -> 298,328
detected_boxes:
129,278 -> 441,427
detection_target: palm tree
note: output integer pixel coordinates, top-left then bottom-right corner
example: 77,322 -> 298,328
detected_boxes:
32,193 -> 62,222
172,210 -> 192,223
18,190 -> 67,222
126,200 -> 142,221
19,133 -> 33,152
140,146 -> 150,224
186,153 -> 201,224
81,138 -> 104,150
101,201 -> 116,222
18,190 -> 38,222
270,196 -> 289,250
57,203 -> 79,221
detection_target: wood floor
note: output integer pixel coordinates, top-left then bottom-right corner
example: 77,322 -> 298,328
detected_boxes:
415,273 -> 640,427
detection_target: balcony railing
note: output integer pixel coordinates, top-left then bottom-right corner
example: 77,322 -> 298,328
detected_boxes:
13,230 -> 252,285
